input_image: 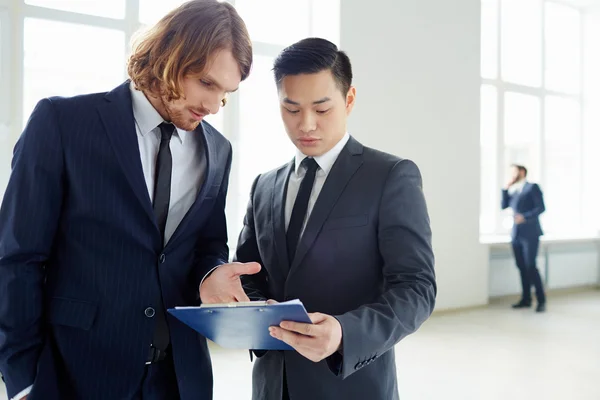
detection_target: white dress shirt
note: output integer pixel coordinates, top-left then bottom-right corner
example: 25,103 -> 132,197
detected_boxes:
10,85 -> 206,400
285,133 -> 350,235
130,82 -> 206,244
508,179 -> 527,196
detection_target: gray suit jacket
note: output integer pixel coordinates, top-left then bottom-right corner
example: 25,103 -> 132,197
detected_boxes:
235,137 -> 436,400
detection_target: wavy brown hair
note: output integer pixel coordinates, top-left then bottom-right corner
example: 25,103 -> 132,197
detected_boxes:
128,0 -> 252,101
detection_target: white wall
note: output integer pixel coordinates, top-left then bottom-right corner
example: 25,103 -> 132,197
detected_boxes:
340,0 -> 487,310
489,241 -> 600,297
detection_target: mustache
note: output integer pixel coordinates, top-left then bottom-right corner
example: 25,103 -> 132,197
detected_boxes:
191,107 -> 210,116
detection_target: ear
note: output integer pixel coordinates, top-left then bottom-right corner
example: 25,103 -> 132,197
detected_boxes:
345,86 -> 356,115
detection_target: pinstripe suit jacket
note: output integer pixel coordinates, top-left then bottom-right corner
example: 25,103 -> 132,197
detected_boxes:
0,81 -> 231,400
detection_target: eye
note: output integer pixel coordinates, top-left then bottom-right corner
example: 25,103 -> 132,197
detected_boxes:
284,108 -> 299,114
200,79 -> 213,88
316,109 -> 331,115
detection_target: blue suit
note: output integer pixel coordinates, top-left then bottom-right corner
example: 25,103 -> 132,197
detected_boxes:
0,81 -> 231,399
501,182 -> 546,304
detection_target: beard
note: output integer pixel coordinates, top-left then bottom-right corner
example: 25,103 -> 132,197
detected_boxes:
162,98 -> 202,132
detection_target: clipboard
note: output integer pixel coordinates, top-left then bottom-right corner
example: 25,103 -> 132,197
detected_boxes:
167,299 -> 312,350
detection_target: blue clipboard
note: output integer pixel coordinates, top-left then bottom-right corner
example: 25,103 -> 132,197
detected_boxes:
167,299 -> 312,350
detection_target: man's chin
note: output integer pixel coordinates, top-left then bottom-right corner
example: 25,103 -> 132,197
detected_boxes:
174,119 -> 201,132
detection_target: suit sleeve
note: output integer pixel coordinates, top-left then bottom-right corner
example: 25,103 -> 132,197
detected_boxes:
0,99 -> 65,398
501,189 -> 511,210
194,142 -> 232,287
520,184 -> 545,220
333,159 -> 436,379
235,175 -> 270,302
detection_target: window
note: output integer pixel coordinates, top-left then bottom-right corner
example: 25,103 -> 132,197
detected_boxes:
25,0 -> 125,19
234,0 -> 311,46
139,0 -> 187,25
479,85 -> 497,234
4,0 -> 341,251
500,0 -> 542,87
544,3 -> 580,94
543,96 -> 581,233
480,0 -> 498,79
480,0 -> 595,237
582,10 -> 600,232
23,18 -> 125,127
502,92 -> 540,181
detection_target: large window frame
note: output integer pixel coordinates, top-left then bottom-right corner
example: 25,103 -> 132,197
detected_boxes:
480,0 -> 599,238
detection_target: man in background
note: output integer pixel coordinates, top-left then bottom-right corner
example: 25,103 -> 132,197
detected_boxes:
502,164 -> 547,313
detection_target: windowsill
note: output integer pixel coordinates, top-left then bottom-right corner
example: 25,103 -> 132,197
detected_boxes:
480,232 -> 600,247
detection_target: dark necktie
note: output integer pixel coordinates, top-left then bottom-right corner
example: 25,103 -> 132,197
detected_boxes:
153,122 -> 174,242
150,122 -> 174,359
286,157 -> 319,264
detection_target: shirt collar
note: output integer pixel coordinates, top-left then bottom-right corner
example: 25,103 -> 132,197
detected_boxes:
294,133 -> 350,175
129,81 -> 188,145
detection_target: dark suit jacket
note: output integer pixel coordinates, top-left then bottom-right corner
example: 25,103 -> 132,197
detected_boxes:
236,137 -> 436,400
0,81 -> 231,400
501,182 -> 545,240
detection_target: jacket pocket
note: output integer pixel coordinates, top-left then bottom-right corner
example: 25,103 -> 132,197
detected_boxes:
323,215 -> 369,231
47,297 -> 98,330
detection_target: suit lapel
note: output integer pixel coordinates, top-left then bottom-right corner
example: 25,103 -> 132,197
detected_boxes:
289,138 -> 364,274
98,81 -> 156,227
272,161 -> 294,276
166,123 -> 218,248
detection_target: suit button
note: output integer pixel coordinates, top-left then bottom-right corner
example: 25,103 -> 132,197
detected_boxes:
159,254 -> 166,263
145,307 -> 155,318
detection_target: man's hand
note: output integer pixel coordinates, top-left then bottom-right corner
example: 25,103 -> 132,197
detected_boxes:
200,262 -> 261,304
269,313 -> 342,363
505,177 -> 517,190
514,214 -> 525,225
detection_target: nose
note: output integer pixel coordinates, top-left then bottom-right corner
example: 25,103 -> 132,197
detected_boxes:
298,112 -> 316,133
204,100 -> 220,115
204,92 -> 224,115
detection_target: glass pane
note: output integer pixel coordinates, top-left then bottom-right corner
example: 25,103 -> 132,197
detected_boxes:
583,14 -> 600,231
501,0 -> 542,86
139,0 -> 188,25
480,85 -> 497,234
235,0 -> 310,46
234,55 -> 294,242
582,100 -> 600,232
504,92 -> 540,146
584,11 -> 600,103
545,3 -> 581,93
544,96 -> 580,145
23,18 -> 125,126
503,92 -> 540,183
25,0 -> 125,19
543,96 -> 581,233
481,0 -> 498,79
